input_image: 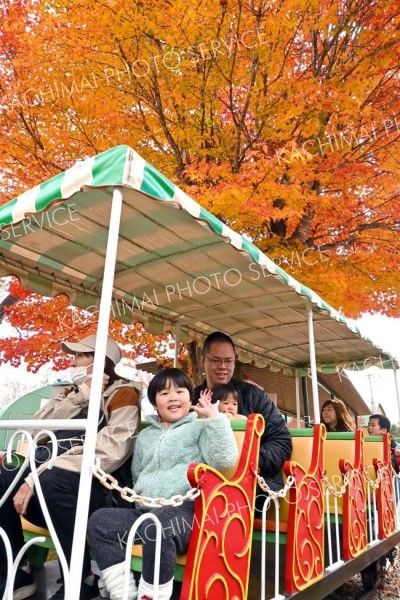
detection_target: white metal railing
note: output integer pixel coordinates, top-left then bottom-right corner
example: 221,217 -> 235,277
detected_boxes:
323,473 -> 349,572
260,495 -> 285,600
122,513 -> 162,600
0,186 -> 125,600
0,424 -> 191,600
324,487 -> 345,571
0,422 -> 88,600
254,475 -> 295,600
365,468 -> 379,545
0,527 -> 46,600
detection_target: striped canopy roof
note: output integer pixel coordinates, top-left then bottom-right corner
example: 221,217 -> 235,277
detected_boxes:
0,145 -> 396,374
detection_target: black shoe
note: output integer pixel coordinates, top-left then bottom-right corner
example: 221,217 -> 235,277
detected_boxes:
0,567 -> 37,600
49,574 -> 100,600
80,575 -> 101,600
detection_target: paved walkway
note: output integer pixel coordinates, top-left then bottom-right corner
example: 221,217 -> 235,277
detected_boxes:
32,560 -> 63,599
31,560 -> 106,599
32,560 -> 182,599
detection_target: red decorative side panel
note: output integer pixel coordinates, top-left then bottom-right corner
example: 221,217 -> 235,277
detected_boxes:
339,430 -> 367,559
374,433 -> 396,539
181,414 -> 264,600
284,424 -> 326,594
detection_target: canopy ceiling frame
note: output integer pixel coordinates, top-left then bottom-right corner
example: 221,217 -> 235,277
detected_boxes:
0,145 -> 398,375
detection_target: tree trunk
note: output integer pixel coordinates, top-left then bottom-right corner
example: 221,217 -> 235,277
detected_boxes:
187,341 -> 203,386
234,361 -> 245,380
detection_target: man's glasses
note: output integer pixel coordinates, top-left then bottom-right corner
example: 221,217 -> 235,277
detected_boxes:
205,355 -> 235,366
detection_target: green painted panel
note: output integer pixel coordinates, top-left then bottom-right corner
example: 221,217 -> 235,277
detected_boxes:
73,290 -> 100,310
252,530 -> 287,544
289,429 -> 314,437
25,272 -> 57,298
0,385 -> 53,450
230,420 -> 248,431
326,432 -> 356,440
130,556 -> 184,581
36,253 -> 70,271
0,238 -> 12,250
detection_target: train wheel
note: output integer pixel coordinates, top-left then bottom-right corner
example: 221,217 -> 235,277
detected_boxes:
361,561 -> 379,590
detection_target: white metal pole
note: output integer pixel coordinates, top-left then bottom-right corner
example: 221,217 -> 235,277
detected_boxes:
173,322 -> 180,368
68,187 -> 123,599
394,368 -> 400,424
307,302 -> 320,424
295,369 -> 301,425
0,420 -> 88,431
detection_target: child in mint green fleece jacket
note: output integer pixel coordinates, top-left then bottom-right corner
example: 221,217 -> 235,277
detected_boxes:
88,368 -> 238,600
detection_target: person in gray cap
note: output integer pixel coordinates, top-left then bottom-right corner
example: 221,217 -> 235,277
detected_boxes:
0,333 -> 141,600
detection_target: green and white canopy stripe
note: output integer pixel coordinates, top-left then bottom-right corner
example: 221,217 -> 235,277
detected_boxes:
0,145 -> 397,373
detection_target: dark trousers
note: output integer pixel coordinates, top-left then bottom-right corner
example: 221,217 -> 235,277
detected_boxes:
0,464 -> 110,577
88,502 -> 195,584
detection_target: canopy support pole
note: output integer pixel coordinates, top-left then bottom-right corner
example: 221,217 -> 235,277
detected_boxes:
174,322 -> 180,367
394,368 -> 400,423
301,376 -> 310,427
307,301 -> 320,424
68,187 -> 123,599
295,369 -> 301,426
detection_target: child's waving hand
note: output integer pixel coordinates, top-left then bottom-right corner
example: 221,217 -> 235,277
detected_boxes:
192,388 -> 219,419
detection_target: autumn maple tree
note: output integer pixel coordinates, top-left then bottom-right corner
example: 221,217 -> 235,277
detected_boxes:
0,0 -> 399,367
0,278 -> 177,371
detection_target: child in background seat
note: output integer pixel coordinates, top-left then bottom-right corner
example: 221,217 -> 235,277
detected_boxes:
368,414 -> 400,475
88,368 -> 238,600
211,383 -> 247,420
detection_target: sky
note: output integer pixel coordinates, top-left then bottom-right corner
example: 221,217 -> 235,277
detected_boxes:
345,314 -> 400,425
1,312 -> 400,423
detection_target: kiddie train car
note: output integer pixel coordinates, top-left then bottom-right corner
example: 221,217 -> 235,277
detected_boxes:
2,413 -> 398,600
1,145 -> 400,599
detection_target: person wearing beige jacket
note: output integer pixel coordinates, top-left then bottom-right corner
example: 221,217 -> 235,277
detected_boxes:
0,334 -> 141,600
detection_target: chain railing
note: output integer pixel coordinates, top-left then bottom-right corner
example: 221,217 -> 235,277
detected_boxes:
91,463 -> 201,508
254,472 -> 295,499
364,465 -> 383,491
92,459 -> 395,517
322,471 -> 350,497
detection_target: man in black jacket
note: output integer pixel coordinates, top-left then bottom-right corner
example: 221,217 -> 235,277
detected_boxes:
193,331 -> 292,492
